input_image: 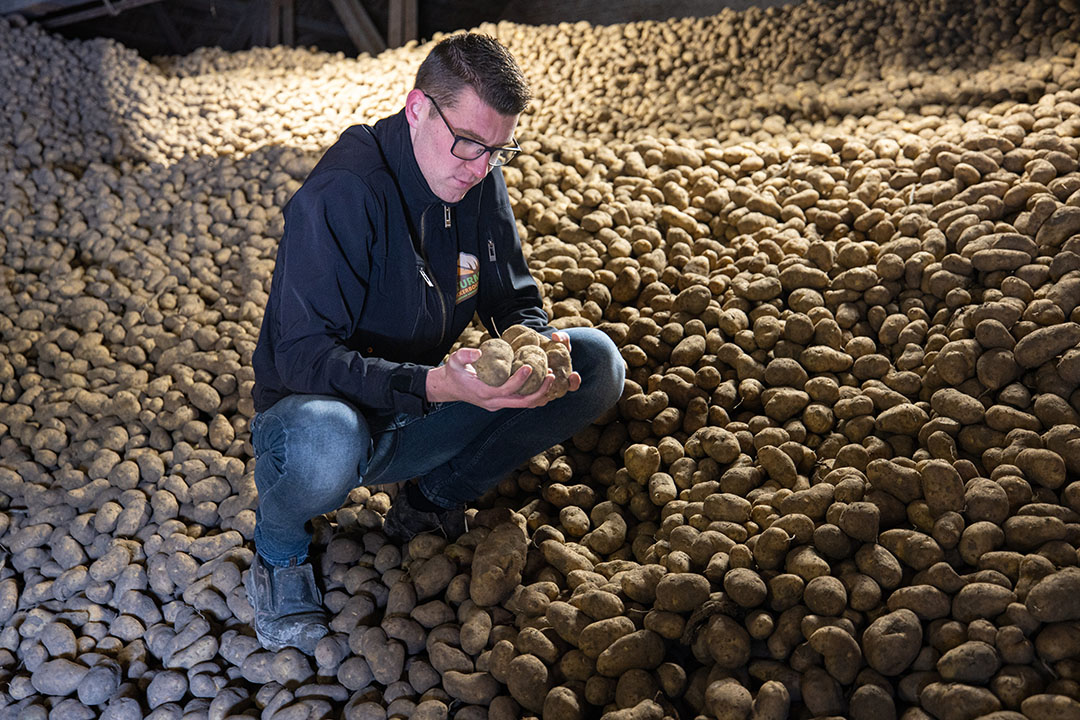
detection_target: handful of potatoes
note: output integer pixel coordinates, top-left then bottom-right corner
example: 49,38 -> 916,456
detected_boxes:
474,325 -> 573,401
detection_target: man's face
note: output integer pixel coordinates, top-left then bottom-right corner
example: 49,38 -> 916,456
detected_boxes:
406,86 -> 518,204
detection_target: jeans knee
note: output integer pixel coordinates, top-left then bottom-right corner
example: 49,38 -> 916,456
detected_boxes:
567,327 -> 625,409
254,396 -> 368,510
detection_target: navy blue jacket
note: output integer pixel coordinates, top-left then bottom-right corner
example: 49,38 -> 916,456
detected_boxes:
252,109 -> 550,416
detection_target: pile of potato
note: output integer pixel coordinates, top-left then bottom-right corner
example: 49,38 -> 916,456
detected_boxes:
1,0 -> 1080,718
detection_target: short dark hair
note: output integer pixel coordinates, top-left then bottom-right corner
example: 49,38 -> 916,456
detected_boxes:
414,33 -> 531,116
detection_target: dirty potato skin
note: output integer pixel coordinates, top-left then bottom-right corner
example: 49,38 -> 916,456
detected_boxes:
474,338 -> 514,387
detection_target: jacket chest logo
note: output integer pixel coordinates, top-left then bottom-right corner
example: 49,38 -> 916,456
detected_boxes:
456,252 -> 479,304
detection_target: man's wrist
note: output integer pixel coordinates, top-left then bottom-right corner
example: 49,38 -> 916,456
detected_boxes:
425,365 -> 446,403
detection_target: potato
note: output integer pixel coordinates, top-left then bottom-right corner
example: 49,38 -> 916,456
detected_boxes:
510,344 -> 548,395
570,587 -> 624,620
862,609 -> 922,676
30,657 -> 90,696
599,699 -> 664,720
724,567 -> 767,608
808,626 -> 862,685
505,653 -> 550,713
848,683 -> 895,720
745,679 -> 790,720
596,629 -> 665,676
952,583 -> 1016,623
1021,694 -> 1080,720
547,600 -> 593,645
936,640 -> 1001,685
470,521 -> 528,607
1026,567 -> 1080,622
474,338 -> 513,387
501,324 -> 542,351
653,572 -> 709,612
620,564 -> 667,604
583,512 -> 627,556
704,614 -> 751,670
544,685 -> 585,720
579,616 -> 635,658
888,584 -> 950,620
442,670 -> 499,705
544,339 -> 574,401
706,678 -> 752,720
919,682 -> 1002,720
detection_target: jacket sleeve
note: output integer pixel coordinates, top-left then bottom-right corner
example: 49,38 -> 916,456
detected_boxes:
268,170 -> 431,415
479,168 -> 553,336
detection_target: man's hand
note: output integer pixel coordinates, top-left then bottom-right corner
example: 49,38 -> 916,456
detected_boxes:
426,331 -> 581,409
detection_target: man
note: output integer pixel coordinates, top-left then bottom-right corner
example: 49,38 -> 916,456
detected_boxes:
246,33 -> 625,654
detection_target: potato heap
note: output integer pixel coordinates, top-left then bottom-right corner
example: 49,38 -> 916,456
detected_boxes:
1,1 -> 1080,719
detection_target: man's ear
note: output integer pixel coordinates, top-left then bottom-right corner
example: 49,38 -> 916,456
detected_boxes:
404,89 -> 427,129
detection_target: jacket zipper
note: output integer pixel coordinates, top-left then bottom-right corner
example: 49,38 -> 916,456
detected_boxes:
419,205 -> 449,347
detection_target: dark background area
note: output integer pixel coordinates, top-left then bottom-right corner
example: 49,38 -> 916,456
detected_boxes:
4,0 -> 793,59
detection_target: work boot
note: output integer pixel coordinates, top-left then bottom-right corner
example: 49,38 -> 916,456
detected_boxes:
245,552 -> 329,654
382,482 -> 467,543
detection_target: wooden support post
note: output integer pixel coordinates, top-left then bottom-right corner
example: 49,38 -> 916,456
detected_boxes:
250,1 -> 268,45
280,0 -> 294,45
328,0 -> 386,55
268,0 -> 294,46
387,0 -> 417,48
268,0 -> 279,44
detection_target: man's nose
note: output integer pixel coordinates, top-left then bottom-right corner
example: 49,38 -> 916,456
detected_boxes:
465,154 -> 491,179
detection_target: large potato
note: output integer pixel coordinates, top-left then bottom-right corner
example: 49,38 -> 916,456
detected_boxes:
511,344 -> 548,395
473,338 -> 514,387
543,338 -> 573,401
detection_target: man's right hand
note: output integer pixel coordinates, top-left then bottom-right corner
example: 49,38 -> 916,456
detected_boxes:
425,347 -> 556,410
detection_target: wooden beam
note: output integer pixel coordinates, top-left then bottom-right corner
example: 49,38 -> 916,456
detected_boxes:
328,0 -> 385,55
387,0 -> 416,47
0,0 -> 84,15
35,0 -> 165,28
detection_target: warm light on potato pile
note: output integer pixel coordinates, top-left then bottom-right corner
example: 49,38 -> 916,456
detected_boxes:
2,0 -> 1080,718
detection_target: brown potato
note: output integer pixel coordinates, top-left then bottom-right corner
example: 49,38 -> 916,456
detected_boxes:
543,339 -> 573,401
501,324 -> 542,351
512,344 -> 548,395
474,338 -> 513,387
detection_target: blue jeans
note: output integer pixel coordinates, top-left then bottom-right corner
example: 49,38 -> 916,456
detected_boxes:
251,327 -> 625,565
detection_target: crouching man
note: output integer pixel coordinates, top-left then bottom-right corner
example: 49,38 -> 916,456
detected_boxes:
246,32 -> 624,653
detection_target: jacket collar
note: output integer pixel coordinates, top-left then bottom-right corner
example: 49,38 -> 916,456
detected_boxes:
379,108 -> 465,211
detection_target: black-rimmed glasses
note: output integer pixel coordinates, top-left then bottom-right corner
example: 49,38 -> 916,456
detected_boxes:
423,92 -> 521,167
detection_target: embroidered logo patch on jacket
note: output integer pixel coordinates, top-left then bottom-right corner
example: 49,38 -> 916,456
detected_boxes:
456,252 -> 479,304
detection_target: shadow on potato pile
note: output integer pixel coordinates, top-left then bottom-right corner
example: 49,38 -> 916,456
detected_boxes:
2,0 -> 1080,718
